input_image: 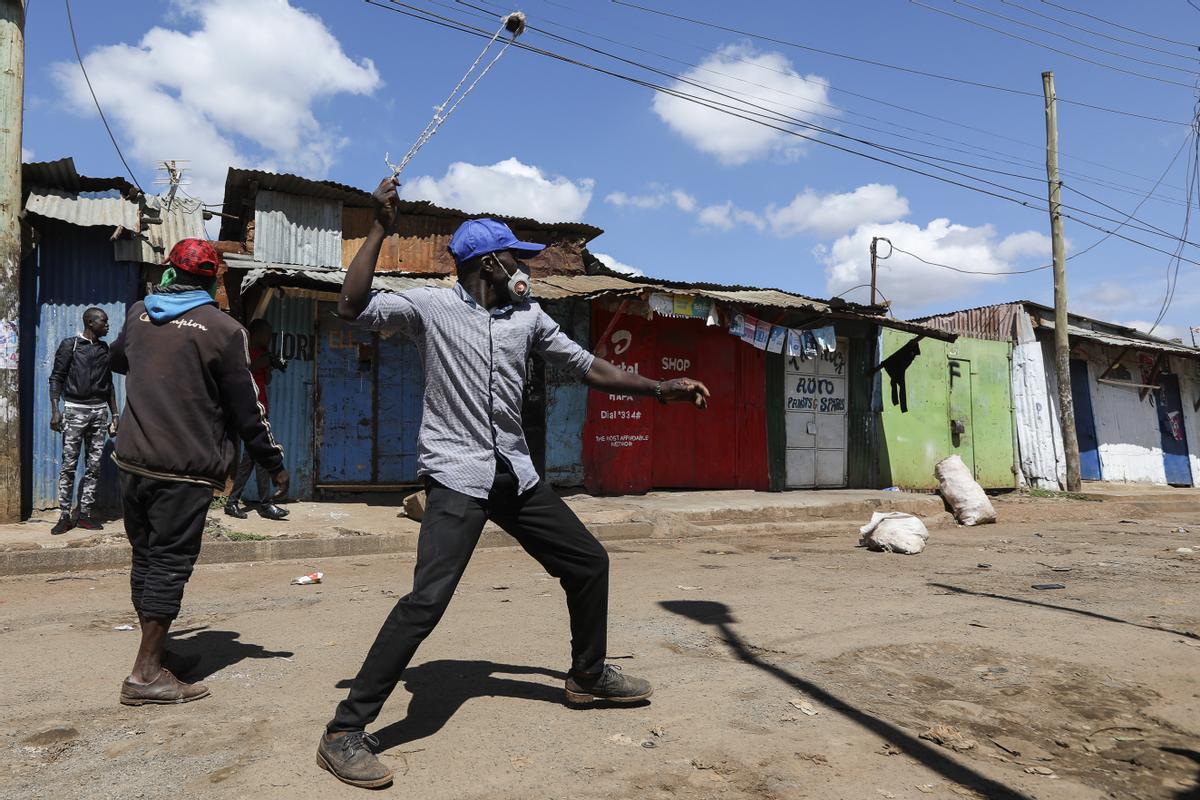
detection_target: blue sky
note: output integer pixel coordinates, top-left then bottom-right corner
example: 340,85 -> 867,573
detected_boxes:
21,0 -> 1200,337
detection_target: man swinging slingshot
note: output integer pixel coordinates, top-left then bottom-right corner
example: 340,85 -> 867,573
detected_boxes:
316,178 -> 712,788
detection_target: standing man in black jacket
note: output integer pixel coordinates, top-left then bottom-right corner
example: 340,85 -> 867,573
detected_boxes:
48,308 -> 118,535
109,238 -> 289,706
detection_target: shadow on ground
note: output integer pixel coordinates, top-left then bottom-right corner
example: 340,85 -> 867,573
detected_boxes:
661,599 -> 1034,800
168,627 -> 294,681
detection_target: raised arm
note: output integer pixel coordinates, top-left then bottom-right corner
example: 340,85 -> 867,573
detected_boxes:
339,177 -> 399,320
584,357 -> 710,408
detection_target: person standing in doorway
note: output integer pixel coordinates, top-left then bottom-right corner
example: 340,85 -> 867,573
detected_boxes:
225,318 -> 289,521
110,238 -> 288,706
316,179 -> 711,789
48,308 -> 118,535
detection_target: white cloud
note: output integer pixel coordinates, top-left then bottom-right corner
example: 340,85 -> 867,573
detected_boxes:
766,183 -> 909,238
651,45 -> 833,165
605,188 -> 696,212
821,218 -> 1049,311
996,230 -> 1051,261
52,0 -> 380,206
697,201 -> 764,232
401,157 -> 593,222
21,147 -> 33,162
593,252 -> 644,277
1080,280 -> 1131,309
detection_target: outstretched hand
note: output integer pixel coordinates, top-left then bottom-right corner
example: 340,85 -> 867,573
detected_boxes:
373,177 -> 400,231
661,378 -> 711,409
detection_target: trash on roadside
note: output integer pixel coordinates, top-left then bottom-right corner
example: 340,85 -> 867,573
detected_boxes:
859,511 -> 929,554
883,486 -> 900,492
976,563 -> 992,569
1031,583 -> 1065,590
113,624 -> 135,631
934,455 -> 997,526
1118,519 -> 1138,524
1177,638 -> 1200,648
676,584 -> 703,591
1177,547 -> 1195,555
291,571 -> 323,585
919,724 -> 976,752
1173,527 -> 1190,534
491,585 -> 509,590
640,740 -> 657,749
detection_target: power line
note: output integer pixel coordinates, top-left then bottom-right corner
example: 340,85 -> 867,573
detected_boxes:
462,0 -> 1191,206
998,0 -> 1200,64
368,1 -> 1200,266
889,243 -> 1052,274
910,0 -> 1198,89
448,0 -> 1199,245
608,0 -> 1193,125
63,0 -> 143,192
949,0 -> 1200,75
1040,0 -> 1200,50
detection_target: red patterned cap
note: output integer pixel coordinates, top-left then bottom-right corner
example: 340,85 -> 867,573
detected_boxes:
166,238 -> 220,279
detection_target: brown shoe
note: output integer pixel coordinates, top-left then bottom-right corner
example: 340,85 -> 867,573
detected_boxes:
119,668 -> 211,706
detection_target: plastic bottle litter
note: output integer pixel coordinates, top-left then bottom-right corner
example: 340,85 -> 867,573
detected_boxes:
113,624 -> 135,631
291,571 -> 324,585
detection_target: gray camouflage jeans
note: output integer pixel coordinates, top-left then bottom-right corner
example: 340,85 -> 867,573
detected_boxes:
58,405 -> 109,517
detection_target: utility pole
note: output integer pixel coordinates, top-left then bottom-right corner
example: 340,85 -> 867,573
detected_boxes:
869,236 -> 890,306
1043,71 -> 1081,493
0,1 -> 25,521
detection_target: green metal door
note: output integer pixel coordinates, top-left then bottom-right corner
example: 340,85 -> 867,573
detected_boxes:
948,358 -> 974,472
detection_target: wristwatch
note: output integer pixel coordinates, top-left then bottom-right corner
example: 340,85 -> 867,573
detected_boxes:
654,381 -> 667,404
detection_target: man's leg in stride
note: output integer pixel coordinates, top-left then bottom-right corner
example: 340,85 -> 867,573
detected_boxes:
490,481 -> 652,704
228,446 -> 255,504
118,476 -> 213,705
318,480 -> 487,789
327,481 -> 487,733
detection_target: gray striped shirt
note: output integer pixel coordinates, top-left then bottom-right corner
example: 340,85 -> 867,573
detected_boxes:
358,283 -> 595,498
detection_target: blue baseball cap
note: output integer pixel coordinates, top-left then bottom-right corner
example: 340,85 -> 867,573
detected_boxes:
448,218 -> 545,265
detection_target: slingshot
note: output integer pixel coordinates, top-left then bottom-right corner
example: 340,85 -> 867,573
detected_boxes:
385,11 -> 528,179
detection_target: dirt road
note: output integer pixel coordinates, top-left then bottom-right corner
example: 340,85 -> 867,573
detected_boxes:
1,495 -> 1197,799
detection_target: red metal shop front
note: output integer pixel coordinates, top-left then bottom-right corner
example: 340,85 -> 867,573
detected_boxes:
582,303 -> 769,495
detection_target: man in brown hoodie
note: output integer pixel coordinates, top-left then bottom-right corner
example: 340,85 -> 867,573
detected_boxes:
109,238 -> 289,705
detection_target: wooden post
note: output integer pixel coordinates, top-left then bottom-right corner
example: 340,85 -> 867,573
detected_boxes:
0,1 -> 25,521
1043,71 -> 1081,492
869,237 -> 879,306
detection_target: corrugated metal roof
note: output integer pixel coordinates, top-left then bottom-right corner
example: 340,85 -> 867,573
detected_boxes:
254,190 -> 344,268
220,166 -> 604,244
228,253 -> 453,295
908,302 -> 1025,342
1037,318 -> 1200,358
25,188 -> 138,229
22,157 -> 136,195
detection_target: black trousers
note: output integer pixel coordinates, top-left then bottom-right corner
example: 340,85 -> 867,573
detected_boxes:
120,472 -> 213,620
328,462 -> 610,732
229,445 -> 270,504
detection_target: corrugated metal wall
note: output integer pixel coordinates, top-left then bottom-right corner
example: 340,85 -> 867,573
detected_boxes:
254,190 -> 343,268
1010,313 -> 1061,488
543,299 -> 589,487
25,220 -> 140,512
261,295 -> 317,500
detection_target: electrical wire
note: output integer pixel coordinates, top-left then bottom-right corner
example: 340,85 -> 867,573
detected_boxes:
64,0 -> 143,191
890,244 -> 1052,275
367,0 -> 1200,266
910,0 -> 1198,89
609,0 -> 1193,125
449,0 -> 1200,249
947,0 -> 1200,75
998,0 -> 1200,64
1039,0 -> 1199,50
461,0 -> 1190,206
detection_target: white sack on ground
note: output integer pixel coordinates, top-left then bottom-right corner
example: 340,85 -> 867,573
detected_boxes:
859,511 -> 930,554
935,454 -> 997,526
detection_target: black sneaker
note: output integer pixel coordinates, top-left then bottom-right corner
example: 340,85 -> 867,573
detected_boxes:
50,515 -> 75,536
564,664 -> 653,705
76,517 -> 103,531
258,503 -> 289,521
316,731 -> 394,789
223,500 -> 248,520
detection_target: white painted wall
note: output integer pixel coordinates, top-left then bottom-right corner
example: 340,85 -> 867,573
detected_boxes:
1171,355 -> 1200,486
1081,343 -> 1168,484
1011,316 -> 1061,488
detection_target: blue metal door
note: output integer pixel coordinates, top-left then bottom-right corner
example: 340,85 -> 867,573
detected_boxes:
1156,373 -> 1192,486
316,308 -> 375,484
376,331 -> 422,483
1069,359 -> 1102,481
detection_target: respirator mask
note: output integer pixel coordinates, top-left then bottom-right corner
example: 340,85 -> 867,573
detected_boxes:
494,254 -> 532,300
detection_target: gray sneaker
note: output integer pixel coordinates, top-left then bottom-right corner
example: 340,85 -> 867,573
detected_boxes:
316,731 -> 394,789
565,664 -> 653,705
